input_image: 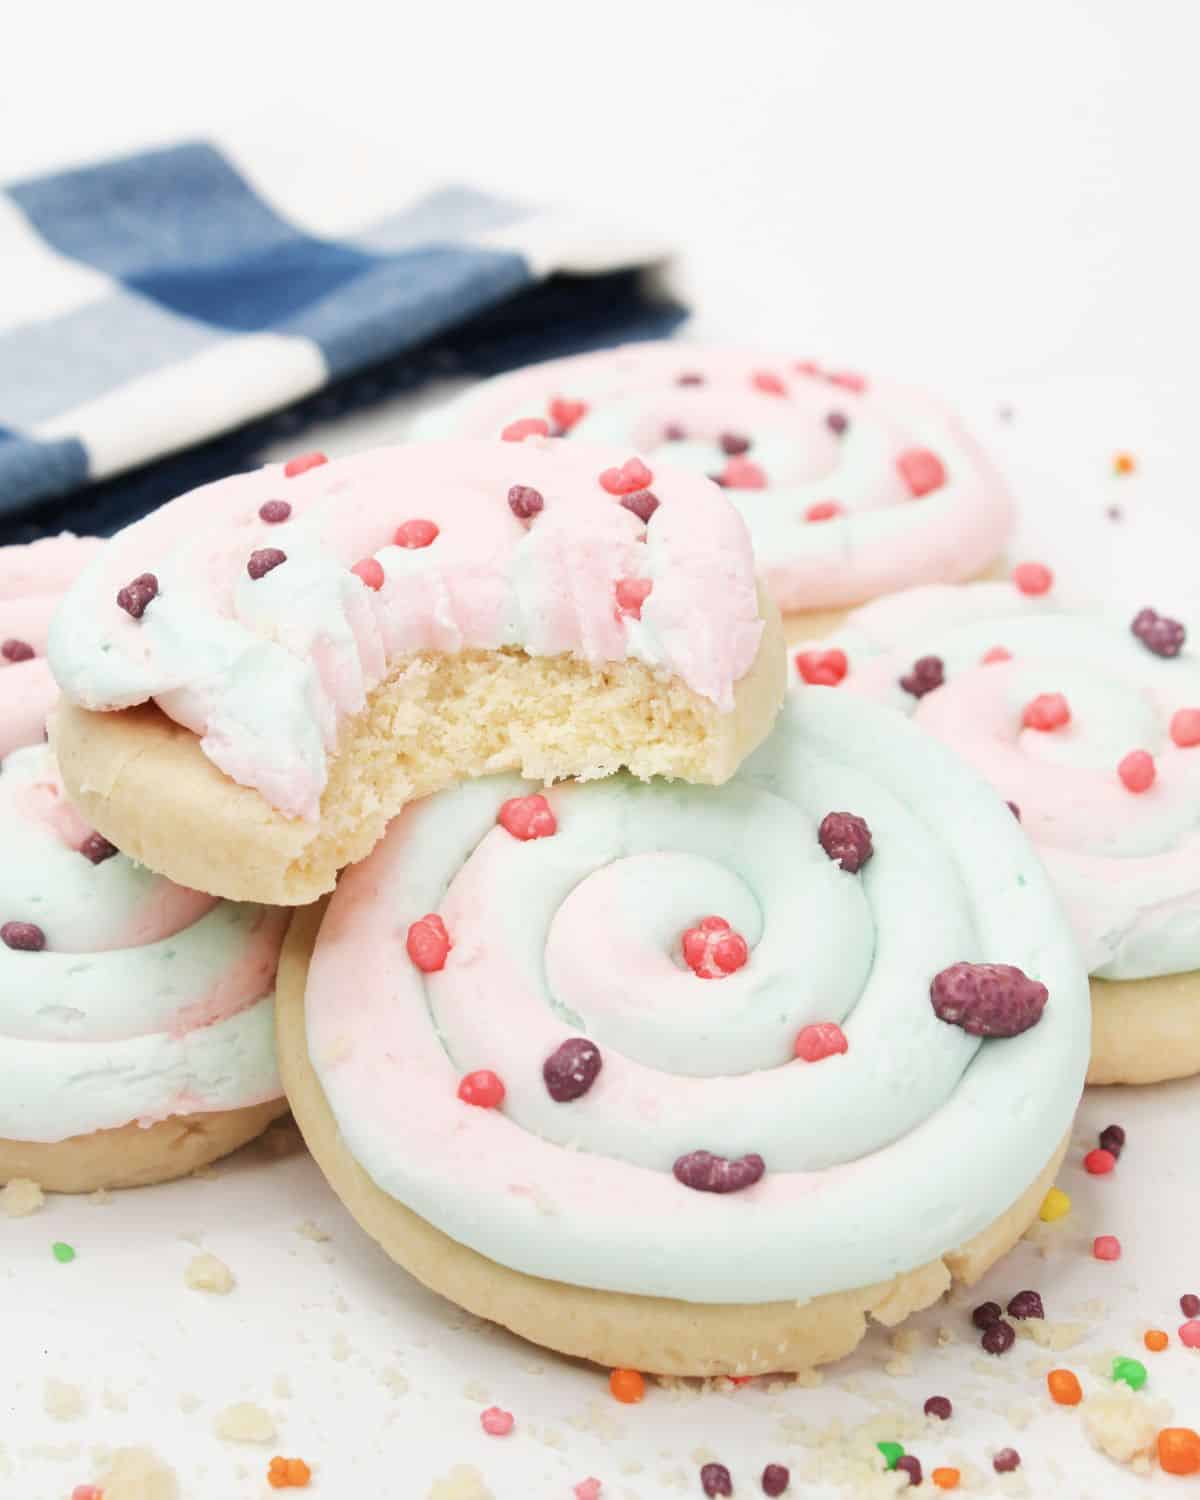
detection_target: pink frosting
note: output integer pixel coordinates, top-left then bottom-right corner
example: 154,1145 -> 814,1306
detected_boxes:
425,344 -> 1015,612
49,442 -> 765,819
0,535 -> 103,758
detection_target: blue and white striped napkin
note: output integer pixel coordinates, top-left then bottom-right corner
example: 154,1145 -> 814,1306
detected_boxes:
0,139 -> 682,540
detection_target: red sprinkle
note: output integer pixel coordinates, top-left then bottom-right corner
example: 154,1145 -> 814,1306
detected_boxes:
1,638 -> 34,663
1118,750 -> 1156,793
258,499 -> 291,523
1,921 -> 45,951
795,648 -> 848,687
620,489 -> 659,524
457,1070 -> 505,1108
827,371 -> 867,393
71,1488 -> 102,1500
1181,1294 -> 1200,1318
501,417 -> 550,442
1084,1147 -> 1116,1174
1093,1234 -> 1122,1261
283,451 -> 327,478
615,577 -> 653,619
1180,1320 -> 1200,1348
720,432 -> 752,455
1170,709 -> 1200,748
924,1395 -> 953,1420
79,832 -> 118,865
480,1406 -> 514,1436
406,914 -> 451,973
507,485 -> 545,521
394,518 -> 439,548
599,458 -> 653,495
1013,561 -> 1054,596
497,794 -> 557,841
247,548 -> 287,581
720,456 -> 767,489
682,916 -> 749,980
794,1022 -> 849,1063
549,397 -> 587,431
116,572 -> 159,619
982,646 -> 1012,664
897,447 -> 946,497
351,558 -> 384,590
1022,692 -> 1070,731
752,371 -> 787,396
805,501 -> 844,522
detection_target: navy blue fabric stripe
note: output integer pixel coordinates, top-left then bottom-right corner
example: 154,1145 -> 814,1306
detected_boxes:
0,429 -> 89,517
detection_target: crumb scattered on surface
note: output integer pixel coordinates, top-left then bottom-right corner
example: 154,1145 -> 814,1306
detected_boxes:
212,1402 -> 276,1444
1082,1389 -> 1171,1465
1015,1318 -> 1088,1351
43,1378 -> 85,1421
426,1464 -> 494,1500
272,1373 -> 293,1399
330,1330 -> 351,1363
103,1386 -> 129,1413
295,1219 -> 331,1242
96,1445 -> 178,1500
184,1251 -> 235,1294
177,1393 -> 201,1415
379,1366 -> 409,1397
1,1178 -> 44,1217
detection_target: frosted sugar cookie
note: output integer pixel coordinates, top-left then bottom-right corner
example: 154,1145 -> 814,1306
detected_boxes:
277,692 -> 1088,1375
798,575 -> 1200,1084
49,441 -> 784,905
0,743 -> 287,1191
419,343 -> 1014,633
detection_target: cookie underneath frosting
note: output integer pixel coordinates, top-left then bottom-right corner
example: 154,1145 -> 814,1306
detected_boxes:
278,692 -> 1088,1371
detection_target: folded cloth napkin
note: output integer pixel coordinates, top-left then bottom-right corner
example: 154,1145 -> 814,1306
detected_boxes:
1,140 -> 683,541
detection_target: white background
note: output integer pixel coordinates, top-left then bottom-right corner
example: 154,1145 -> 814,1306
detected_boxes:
4,3 -> 1200,1497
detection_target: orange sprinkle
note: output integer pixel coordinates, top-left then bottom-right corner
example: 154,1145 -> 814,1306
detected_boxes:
1113,451 -> 1137,475
1144,1328 -> 1169,1352
1047,1367 -> 1083,1405
931,1468 -> 961,1490
1158,1427 -> 1200,1476
267,1457 -> 312,1489
609,1368 -> 645,1404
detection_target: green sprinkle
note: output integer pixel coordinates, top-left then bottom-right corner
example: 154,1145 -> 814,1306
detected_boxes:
877,1441 -> 905,1470
1112,1355 -> 1147,1391
51,1241 -> 75,1264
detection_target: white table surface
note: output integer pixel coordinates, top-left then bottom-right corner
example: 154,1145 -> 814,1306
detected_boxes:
5,4 -> 1200,1496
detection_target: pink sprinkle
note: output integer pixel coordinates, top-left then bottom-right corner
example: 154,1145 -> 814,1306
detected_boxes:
574,1481 -> 602,1500
720,456 -> 767,490
615,577 -> 653,619
480,1406 -> 514,1436
794,1022 -> 849,1063
1022,692 -> 1070,732
1179,1320 -> 1200,1349
1118,749 -> 1156,793
682,916 -> 749,980
982,646 -> 1012,664
394,518 -> 439,549
1093,1234 -> 1122,1261
1170,709 -> 1200,748
497,793 -> 557,841
283,451 -> 327,478
71,1488 -> 101,1500
406,914 -> 451,973
896,447 -> 947,497
1013,561 -> 1054,596
549,397 -> 588,431
752,370 -> 787,396
794,359 -> 821,375
351,557 -> 385,591
599,458 -> 654,495
805,501 -> 843,522
501,417 -> 550,442
827,370 -> 867,393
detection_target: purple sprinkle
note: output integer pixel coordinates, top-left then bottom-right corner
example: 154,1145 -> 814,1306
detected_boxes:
899,655 -> 945,699
981,1320 -> 1015,1355
826,411 -> 849,436
620,489 -> 660,524
674,1150 -> 765,1195
1006,1289 -> 1044,1320
993,1448 -> 1021,1474
258,499 -> 292,524
720,433 -> 751,456
507,484 -> 545,521
700,1463 -> 732,1497
1100,1123 -> 1126,1157
1130,607 -> 1186,658
895,1455 -> 922,1486
761,1464 -> 789,1496
1007,800 -> 1021,820
543,1038 -> 602,1102
1181,1293 -> 1200,1318
247,548 -> 287,580
116,572 -> 159,619
1,920 -> 45,951
972,1300 -> 1002,1330
818,811 -> 873,874
930,962 -> 1048,1038
663,423 -> 687,441
1,638 -> 34,663
79,832 -> 119,865
677,372 -> 706,387
923,1395 -> 952,1421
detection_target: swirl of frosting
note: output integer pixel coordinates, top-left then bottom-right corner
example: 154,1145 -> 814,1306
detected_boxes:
304,693 -> 1087,1304
0,743 -> 286,1141
800,582 -> 1200,980
418,343 -> 1014,613
0,535 -> 104,758
49,441 -> 765,821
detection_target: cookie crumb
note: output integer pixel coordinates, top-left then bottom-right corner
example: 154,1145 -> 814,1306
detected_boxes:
177,1393 -> 201,1415
426,1464 -> 494,1500
103,1386 -> 129,1413
213,1402 -> 277,1444
330,1330 -> 351,1363
44,1378 -> 85,1422
1082,1389 -> 1171,1465
272,1373 -> 293,1400
96,1446 -> 178,1500
1,1178 -> 44,1217
295,1220 -> 330,1242
184,1252 -> 235,1294
380,1366 -> 409,1397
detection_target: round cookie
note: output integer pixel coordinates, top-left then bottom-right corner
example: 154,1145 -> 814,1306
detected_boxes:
49,441 -> 785,905
0,534 -> 103,757
278,692 -> 1088,1374
0,742 -> 288,1191
799,579 -> 1200,1084
418,342 -> 1014,629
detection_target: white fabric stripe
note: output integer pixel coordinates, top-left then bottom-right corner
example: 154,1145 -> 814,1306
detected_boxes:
0,195 -> 115,337
471,209 -> 674,280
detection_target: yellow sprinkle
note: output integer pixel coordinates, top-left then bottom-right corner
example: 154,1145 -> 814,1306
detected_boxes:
1039,1186 -> 1071,1222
